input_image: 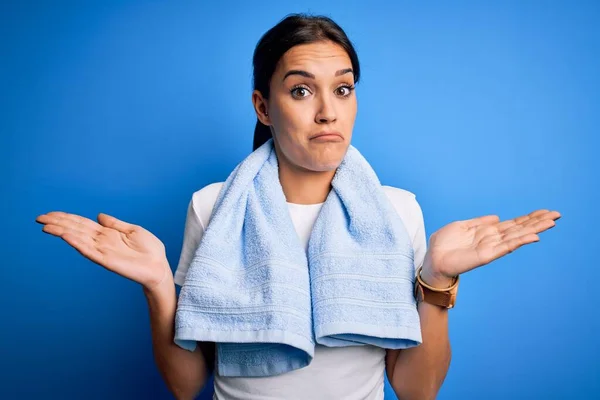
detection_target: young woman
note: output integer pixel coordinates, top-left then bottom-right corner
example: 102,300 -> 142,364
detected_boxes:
36,14 -> 560,400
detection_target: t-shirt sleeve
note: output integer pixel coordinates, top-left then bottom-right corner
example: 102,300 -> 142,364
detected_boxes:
173,198 -> 206,286
383,186 -> 428,273
411,197 -> 428,272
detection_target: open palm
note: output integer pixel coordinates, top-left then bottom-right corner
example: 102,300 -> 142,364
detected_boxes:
428,209 -> 561,278
36,211 -> 170,290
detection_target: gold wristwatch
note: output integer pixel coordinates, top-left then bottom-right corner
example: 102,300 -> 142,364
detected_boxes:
414,266 -> 460,309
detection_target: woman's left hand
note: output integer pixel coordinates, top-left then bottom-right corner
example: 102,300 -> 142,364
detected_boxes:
421,209 -> 561,287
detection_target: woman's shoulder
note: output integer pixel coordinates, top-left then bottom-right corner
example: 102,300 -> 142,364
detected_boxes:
381,185 -> 424,235
382,185 -> 420,214
381,185 -> 417,202
191,181 -> 225,205
189,182 -> 225,227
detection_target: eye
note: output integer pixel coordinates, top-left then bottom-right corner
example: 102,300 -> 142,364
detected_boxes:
290,85 -> 312,99
335,84 -> 355,97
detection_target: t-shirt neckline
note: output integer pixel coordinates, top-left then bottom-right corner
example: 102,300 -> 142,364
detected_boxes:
286,201 -> 325,208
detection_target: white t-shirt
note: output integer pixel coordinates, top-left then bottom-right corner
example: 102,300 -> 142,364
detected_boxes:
174,182 -> 427,400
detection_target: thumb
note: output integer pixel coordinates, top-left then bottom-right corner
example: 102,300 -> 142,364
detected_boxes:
97,213 -> 137,233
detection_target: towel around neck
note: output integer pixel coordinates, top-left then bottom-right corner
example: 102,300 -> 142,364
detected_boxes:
174,138 -> 422,377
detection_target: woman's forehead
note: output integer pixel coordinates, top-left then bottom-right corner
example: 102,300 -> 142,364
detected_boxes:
276,42 -> 352,77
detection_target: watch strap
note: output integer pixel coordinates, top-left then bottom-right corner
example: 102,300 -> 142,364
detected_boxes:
414,266 -> 459,309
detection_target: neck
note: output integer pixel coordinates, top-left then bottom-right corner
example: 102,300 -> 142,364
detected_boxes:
275,147 -> 335,205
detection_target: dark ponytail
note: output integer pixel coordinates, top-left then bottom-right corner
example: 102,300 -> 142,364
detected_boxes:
251,13 -> 361,151
253,120 -> 273,152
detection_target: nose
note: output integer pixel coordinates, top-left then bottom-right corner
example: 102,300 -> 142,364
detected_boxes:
315,93 -> 337,124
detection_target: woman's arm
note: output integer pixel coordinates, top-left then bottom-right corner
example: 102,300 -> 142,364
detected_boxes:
387,208 -> 560,399
144,272 -> 210,400
386,267 -> 453,400
385,195 -> 450,399
35,210 -> 214,399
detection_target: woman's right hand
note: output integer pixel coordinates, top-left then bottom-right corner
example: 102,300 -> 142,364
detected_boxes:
36,211 -> 172,291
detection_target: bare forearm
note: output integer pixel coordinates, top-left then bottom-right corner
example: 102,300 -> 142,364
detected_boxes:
390,299 -> 451,400
144,277 -> 209,400
389,263 -> 453,400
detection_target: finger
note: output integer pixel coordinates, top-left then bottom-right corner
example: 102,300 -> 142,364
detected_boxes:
545,210 -> 561,221
97,213 -> 137,234
482,232 -> 540,262
41,223 -> 99,249
502,219 -> 555,242
497,210 -> 557,233
502,212 -> 558,236
61,232 -> 106,266
496,219 -> 517,233
466,214 -> 500,228
515,209 -> 549,223
37,212 -> 103,237
519,212 -> 561,230
501,210 -> 549,229
525,217 -> 557,235
492,233 -> 540,258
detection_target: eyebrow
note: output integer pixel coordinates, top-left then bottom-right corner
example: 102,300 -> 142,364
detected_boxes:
283,68 -> 354,82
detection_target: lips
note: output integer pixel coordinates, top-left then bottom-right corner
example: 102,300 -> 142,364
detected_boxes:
311,131 -> 343,140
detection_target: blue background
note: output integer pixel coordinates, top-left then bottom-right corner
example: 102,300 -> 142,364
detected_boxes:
2,1 -> 598,399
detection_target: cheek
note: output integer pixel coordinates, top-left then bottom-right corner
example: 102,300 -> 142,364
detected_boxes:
344,98 -> 358,124
274,100 -> 313,139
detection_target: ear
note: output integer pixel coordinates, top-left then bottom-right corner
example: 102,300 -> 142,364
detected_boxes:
252,90 -> 271,126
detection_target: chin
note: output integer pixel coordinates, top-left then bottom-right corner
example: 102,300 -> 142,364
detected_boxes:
308,159 -> 344,172
307,150 -> 348,171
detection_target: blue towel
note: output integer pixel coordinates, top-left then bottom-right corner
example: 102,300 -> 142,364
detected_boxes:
174,138 -> 422,377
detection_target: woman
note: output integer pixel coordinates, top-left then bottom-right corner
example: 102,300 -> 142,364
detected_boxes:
35,14 -> 560,400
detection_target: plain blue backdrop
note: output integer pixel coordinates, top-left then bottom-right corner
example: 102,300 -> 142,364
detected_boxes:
2,1 -> 598,399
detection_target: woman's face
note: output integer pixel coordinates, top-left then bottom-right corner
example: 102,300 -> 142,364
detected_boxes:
257,40 -> 357,172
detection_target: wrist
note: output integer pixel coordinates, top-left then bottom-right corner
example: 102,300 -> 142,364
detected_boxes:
143,261 -> 175,298
419,259 -> 455,289
143,279 -> 175,309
